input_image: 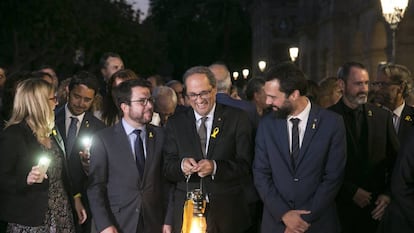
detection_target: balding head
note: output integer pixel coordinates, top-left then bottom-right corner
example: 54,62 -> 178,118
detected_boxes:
209,63 -> 231,94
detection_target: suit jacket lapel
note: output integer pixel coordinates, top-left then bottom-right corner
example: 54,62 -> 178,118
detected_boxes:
272,115 -> 293,172
52,127 -> 66,158
143,124 -> 156,181
206,104 -> 224,159
114,123 -> 140,180
55,107 -> 66,142
364,105 -> 374,157
398,105 -> 414,140
296,105 -> 319,168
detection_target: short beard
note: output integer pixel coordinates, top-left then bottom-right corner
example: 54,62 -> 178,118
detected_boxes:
272,101 -> 293,119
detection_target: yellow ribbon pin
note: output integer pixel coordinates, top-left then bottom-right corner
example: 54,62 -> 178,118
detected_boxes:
368,110 -> 373,117
405,115 -> 412,122
211,127 -> 219,138
149,132 -> 154,138
52,129 -> 57,136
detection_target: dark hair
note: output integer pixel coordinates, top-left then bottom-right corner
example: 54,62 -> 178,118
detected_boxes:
68,71 -> 99,95
99,52 -> 122,69
182,66 -> 216,92
264,62 -> 307,96
101,69 -> 139,126
245,77 -> 265,101
113,79 -> 152,110
30,71 -> 53,80
337,61 -> 366,81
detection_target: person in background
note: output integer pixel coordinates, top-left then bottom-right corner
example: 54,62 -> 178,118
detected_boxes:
152,86 -> 177,126
166,80 -> 187,107
329,61 -> 399,233
370,63 -> 414,142
317,77 -> 342,108
101,69 -> 139,126
245,77 -> 269,117
38,65 -> 59,89
0,78 -> 81,233
98,52 -> 124,97
55,71 -> 105,233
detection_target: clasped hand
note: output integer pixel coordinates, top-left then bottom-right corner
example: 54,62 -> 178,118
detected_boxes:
182,158 -> 213,177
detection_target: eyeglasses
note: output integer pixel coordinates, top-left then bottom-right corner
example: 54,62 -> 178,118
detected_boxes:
186,89 -> 213,101
130,97 -> 154,106
370,81 -> 401,88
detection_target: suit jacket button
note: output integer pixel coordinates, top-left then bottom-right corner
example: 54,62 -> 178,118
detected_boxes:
293,178 -> 299,182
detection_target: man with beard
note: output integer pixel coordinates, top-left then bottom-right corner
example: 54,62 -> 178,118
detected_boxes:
370,63 -> 414,142
253,62 -> 347,233
329,62 -> 399,233
88,79 -> 172,233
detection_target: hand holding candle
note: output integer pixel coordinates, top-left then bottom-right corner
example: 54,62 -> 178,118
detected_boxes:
27,155 -> 50,184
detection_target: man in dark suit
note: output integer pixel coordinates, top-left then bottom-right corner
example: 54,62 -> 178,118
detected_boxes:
370,63 -> 414,143
163,66 -> 254,233
329,62 -> 399,233
253,62 -> 346,233
55,71 -> 105,233
88,79 -> 172,233
378,128 -> 414,233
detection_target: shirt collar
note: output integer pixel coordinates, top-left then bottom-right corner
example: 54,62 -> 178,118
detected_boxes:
393,101 -> 405,118
122,118 -> 146,136
287,98 -> 311,122
65,104 -> 85,122
194,103 -> 216,122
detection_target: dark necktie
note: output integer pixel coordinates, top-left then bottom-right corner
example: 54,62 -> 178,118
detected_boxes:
392,113 -> 399,133
133,129 -> 145,177
198,117 -> 208,157
66,116 -> 79,156
290,118 -> 300,168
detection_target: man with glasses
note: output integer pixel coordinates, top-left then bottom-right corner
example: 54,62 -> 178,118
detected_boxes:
329,62 -> 399,233
88,79 -> 172,233
163,66 -> 254,233
370,63 -> 414,142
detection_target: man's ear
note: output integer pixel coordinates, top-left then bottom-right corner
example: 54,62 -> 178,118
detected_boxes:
338,79 -> 345,92
120,102 -> 128,113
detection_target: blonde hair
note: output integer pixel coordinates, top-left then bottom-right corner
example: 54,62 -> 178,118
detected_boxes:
6,78 -> 55,140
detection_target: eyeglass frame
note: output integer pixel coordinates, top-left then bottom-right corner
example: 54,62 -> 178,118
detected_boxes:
129,97 -> 155,106
186,89 -> 213,101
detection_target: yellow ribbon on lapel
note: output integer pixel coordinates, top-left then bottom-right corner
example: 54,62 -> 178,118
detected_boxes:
211,127 -> 219,138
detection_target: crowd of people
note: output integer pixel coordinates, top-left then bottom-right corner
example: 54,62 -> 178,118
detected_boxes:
0,53 -> 413,233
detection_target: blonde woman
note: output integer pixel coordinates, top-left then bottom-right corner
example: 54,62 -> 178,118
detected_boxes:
0,78 -> 81,232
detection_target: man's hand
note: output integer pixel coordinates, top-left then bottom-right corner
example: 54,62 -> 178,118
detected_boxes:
352,188 -> 372,208
197,159 -> 214,177
101,226 -> 118,233
182,158 -> 199,175
74,196 -> 87,224
282,210 -> 311,233
162,224 -> 172,233
371,194 -> 390,220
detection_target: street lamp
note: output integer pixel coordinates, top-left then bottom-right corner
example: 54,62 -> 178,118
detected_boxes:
232,71 -> 239,81
289,47 -> 299,62
258,60 -> 267,72
380,0 -> 409,62
242,69 -> 249,79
